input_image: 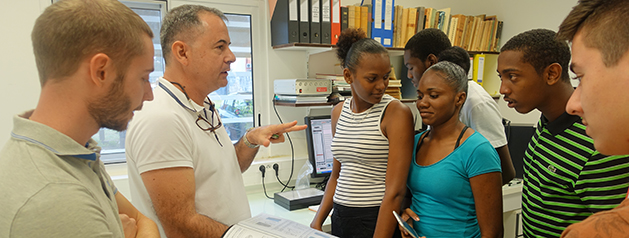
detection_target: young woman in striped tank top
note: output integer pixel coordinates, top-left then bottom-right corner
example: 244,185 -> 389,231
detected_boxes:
310,29 -> 415,238
399,62 -> 503,238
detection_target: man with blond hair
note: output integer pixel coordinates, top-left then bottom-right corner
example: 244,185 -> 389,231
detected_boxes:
556,0 -> 629,237
0,0 -> 159,237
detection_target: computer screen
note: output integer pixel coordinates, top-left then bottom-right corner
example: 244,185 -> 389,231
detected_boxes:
506,124 -> 536,179
304,115 -> 334,177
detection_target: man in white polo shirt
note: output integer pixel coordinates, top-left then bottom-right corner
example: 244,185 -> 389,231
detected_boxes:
125,5 -> 306,238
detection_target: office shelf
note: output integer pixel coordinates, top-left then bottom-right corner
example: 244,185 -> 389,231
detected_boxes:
273,101 -> 335,107
272,43 -> 335,50
272,43 -> 406,53
469,51 -> 500,55
274,98 -> 416,107
272,43 -> 499,54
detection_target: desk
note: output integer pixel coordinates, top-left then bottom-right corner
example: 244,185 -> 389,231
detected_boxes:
248,183 -> 523,235
503,183 -> 523,213
247,191 -> 332,232
502,183 -> 524,238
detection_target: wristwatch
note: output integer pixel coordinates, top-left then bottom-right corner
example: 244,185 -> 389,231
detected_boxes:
243,128 -> 260,148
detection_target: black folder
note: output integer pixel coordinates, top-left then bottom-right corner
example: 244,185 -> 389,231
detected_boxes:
320,0 -> 331,44
299,0 -> 310,43
341,6 -> 348,32
270,0 -> 300,46
309,0 -> 321,43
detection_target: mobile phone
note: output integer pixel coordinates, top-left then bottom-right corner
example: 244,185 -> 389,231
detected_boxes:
392,210 -> 420,238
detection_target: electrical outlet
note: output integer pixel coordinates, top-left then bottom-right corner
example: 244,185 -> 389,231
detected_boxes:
254,162 -> 275,175
242,158 -> 310,188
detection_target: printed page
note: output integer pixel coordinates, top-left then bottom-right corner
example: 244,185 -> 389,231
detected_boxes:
223,224 -> 278,238
226,213 -> 337,238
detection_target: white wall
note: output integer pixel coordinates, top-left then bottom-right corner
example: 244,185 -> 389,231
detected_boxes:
0,0 -> 580,195
0,0 -> 47,146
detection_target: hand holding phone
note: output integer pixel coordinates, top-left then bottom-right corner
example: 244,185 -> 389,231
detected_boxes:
393,210 -> 420,238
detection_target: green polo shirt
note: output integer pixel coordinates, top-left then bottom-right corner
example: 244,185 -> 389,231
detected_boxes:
522,112 -> 629,237
0,111 -> 124,238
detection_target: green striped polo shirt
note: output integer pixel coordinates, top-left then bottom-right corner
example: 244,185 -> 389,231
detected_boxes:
522,112 -> 629,238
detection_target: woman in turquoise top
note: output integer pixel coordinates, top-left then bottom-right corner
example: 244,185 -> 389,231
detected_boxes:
400,61 -> 503,238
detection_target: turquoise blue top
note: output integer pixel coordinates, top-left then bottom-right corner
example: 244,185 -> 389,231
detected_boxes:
408,131 -> 501,238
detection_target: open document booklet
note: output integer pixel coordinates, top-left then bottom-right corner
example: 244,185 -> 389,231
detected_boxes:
223,213 -> 338,238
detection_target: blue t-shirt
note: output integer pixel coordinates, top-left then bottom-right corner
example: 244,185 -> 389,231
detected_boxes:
407,131 -> 501,238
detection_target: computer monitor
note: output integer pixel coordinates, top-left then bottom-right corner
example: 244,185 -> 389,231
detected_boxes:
304,115 -> 334,178
505,124 -> 536,179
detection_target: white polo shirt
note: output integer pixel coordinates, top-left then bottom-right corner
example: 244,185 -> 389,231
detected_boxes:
126,77 -> 251,237
459,81 -> 507,148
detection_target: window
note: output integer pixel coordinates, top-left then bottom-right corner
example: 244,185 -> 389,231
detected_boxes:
96,2 -> 256,163
210,13 -> 254,142
95,0 -> 166,163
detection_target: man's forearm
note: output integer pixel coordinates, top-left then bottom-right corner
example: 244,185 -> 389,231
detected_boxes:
234,138 -> 259,173
164,213 -> 229,238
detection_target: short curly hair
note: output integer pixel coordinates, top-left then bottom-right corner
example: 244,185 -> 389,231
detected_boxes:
438,46 -> 471,74
501,29 -> 571,82
404,28 -> 451,61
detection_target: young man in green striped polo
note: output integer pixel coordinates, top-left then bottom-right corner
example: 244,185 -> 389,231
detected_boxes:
497,28 -> 629,238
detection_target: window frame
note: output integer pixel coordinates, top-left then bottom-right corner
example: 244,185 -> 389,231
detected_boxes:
102,0 -> 272,164
170,0 -> 272,158
100,0 -> 168,164
211,12 -> 256,144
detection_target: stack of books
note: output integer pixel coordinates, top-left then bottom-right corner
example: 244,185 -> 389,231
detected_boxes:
391,6 -> 503,52
270,0 -> 503,52
344,5 -> 372,39
316,73 -> 351,103
386,67 -> 402,99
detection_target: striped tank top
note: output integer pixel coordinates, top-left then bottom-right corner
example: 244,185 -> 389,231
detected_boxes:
332,94 -> 395,207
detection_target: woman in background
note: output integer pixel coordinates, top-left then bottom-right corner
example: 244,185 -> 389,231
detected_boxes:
310,28 -> 414,238
401,61 -> 503,238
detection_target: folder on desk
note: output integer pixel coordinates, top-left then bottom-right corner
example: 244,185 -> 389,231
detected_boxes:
331,0 -> 341,44
321,0 -> 331,44
270,0 -> 301,46
299,0 -> 310,43
370,0 -> 382,44
381,0 -> 394,47
310,0 -> 321,43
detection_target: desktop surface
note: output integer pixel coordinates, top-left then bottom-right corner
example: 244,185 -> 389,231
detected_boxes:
248,190 -> 332,232
247,182 -> 522,232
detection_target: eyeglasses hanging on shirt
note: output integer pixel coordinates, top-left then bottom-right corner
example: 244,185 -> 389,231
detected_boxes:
170,81 -> 223,147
